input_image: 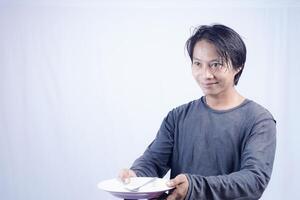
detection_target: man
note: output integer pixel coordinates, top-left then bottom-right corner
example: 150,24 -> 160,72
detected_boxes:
119,24 -> 276,200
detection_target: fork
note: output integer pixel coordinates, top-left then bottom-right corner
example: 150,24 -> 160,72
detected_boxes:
124,177 -> 157,192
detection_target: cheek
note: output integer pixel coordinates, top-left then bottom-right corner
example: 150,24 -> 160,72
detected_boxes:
192,69 -> 202,79
192,72 -> 202,85
222,74 -> 235,86
191,69 -> 198,79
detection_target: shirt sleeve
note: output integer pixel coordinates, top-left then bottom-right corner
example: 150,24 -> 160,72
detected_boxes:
130,110 -> 175,178
185,117 -> 276,200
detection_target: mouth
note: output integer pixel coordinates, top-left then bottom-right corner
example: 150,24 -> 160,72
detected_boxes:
202,82 -> 218,87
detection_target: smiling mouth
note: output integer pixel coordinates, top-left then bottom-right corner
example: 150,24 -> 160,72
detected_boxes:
202,82 -> 218,87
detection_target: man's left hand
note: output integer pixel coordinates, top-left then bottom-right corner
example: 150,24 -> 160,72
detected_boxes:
166,174 -> 189,200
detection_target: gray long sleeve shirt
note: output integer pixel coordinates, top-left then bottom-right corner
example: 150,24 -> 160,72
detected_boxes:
130,97 -> 276,200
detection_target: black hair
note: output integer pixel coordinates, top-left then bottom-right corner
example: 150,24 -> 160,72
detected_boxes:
185,24 -> 246,85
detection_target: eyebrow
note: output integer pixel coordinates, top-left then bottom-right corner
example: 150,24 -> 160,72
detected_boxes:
192,57 -> 222,62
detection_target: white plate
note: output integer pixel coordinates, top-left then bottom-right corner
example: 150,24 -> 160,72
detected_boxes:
97,177 -> 174,199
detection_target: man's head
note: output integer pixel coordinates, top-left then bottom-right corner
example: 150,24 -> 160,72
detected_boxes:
186,24 -> 246,85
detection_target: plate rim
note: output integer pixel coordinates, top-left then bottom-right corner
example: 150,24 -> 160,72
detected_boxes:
98,177 -> 174,194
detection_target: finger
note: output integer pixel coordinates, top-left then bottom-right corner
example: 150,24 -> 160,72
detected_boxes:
166,189 -> 180,200
118,169 -> 127,179
167,174 -> 187,187
118,169 -> 137,183
118,169 -> 130,183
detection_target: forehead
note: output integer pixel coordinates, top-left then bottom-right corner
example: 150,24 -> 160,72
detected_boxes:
193,40 -> 220,61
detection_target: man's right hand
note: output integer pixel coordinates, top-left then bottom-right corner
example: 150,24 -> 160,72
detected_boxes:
118,168 -> 137,183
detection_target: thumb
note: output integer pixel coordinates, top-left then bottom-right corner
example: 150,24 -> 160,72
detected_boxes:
166,179 -> 174,187
166,174 -> 186,187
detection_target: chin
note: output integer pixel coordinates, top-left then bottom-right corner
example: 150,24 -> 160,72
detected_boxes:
202,89 -> 220,96
201,88 -> 215,94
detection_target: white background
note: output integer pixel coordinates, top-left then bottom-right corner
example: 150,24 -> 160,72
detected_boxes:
0,0 -> 299,199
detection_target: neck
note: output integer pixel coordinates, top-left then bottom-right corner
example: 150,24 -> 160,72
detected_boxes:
205,88 -> 245,110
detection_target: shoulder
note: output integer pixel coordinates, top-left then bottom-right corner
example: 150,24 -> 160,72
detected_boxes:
166,98 -> 202,120
174,98 -> 201,112
243,99 -> 276,124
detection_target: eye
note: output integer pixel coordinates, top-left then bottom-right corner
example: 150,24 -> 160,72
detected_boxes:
210,62 -> 222,69
193,61 -> 201,67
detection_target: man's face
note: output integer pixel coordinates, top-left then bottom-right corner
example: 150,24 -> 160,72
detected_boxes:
191,40 -> 239,97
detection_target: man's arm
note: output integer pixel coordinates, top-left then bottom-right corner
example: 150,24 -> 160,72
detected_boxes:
130,110 -> 175,178
183,118 -> 276,200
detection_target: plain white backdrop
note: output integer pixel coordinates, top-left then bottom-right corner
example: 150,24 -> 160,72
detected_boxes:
0,0 -> 299,199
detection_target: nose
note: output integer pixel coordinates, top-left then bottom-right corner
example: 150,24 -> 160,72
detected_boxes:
202,65 -> 214,79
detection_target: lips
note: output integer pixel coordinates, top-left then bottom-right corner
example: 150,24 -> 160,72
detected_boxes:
202,82 -> 218,87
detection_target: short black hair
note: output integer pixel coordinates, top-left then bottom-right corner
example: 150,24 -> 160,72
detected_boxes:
185,24 -> 246,85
